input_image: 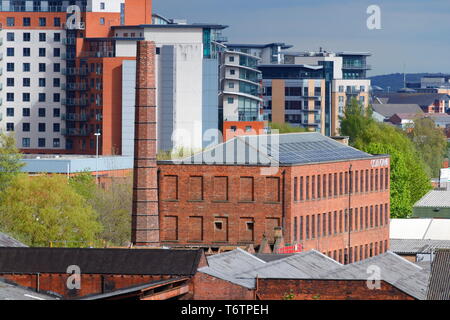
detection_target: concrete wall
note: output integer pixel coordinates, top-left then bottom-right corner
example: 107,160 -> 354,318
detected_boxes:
121,60 -> 136,156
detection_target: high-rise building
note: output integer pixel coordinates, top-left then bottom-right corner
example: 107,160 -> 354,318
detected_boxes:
0,0 -> 152,155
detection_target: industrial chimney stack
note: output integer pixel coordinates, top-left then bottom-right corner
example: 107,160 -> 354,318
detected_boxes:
131,41 -> 160,246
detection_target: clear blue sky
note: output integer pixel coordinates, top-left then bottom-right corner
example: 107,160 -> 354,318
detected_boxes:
153,0 -> 450,76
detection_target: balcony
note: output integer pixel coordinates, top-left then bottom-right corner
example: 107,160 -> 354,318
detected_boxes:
62,113 -> 89,122
62,83 -> 88,91
62,68 -> 88,76
62,128 -> 90,136
62,53 -> 76,60
62,98 -> 89,107
345,89 -> 362,96
342,63 -> 372,70
63,38 -> 76,45
80,51 -> 115,58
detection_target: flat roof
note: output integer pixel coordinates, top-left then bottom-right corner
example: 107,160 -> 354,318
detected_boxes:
226,43 -> 293,49
112,24 -> 228,30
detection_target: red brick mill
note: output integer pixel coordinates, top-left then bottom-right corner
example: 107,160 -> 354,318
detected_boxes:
131,41 -> 391,264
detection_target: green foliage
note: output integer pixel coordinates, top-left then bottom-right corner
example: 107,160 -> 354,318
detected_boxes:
0,133 -> 24,191
157,147 -> 202,161
0,174 -> 102,246
68,171 -> 97,200
407,117 -> 448,178
282,289 -> 296,300
269,122 -> 309,134
340,99 -> 432,218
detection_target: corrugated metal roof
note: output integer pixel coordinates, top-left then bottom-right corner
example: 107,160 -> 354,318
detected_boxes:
0,248 -> 203,276
427,249 -> 450,300
173,133 -> 376,166
0,278 -> 58,300
236,250 -> 342,279
254,253 -> 293,262
198,248 -> 266,289
0,233 -> 27,248
321,251 -> 429,300
390,219 -> 450,240
414,190 -> 450,208
390,239 -> 450,254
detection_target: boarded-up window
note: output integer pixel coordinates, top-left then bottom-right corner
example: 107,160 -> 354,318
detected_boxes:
265,217 -> 280,242
239,177 -> 254,201
265,177 -> 280,202
162,175 -> 178,200
189,176 -> 203,201
239,217 -> 254,242
163,216 -> 178,241
213,217 -> 228,242
188,216 -> 203,241
213,176 -> 228,201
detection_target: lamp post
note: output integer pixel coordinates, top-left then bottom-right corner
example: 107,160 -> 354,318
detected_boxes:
94,132 -> 101,185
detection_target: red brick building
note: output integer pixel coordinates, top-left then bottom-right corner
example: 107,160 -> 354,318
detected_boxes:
156,132 -> 391,264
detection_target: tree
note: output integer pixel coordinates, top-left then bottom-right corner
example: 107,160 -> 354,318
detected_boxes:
269,122 -> 309,134
0,174 -> 102,246
407,117 -> 447,178
340,99 -> 432,218
0,133 -> 24,191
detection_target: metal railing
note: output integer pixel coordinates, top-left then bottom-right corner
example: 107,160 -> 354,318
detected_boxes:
342,63 -> 372,70
62,68 -> 88,76
62,113 -> 89,121
62,128 -> 90,136
62,98 -> 89,107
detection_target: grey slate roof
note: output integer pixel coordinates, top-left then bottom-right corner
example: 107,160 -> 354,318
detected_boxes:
0,278 -> 58,300
376,93 -> 450,107
171,133 -> 375,166
198,248 -> 266,288
254,253 -> 293,262
372,104 -> 423,118
0,232 -> 27,247
427,249 -> 450,300
414,190 -> 450,208
321,251 -> 429,300
0,247 -> 203,276
390,239 -> 450,254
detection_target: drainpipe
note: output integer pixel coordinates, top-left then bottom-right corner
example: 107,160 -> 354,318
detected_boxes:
281,169 -> 286,240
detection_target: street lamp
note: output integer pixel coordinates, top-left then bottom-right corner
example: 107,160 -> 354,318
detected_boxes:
94,132 -> 101,185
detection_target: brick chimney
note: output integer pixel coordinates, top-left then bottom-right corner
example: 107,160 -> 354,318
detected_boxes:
131,41 -> 160,246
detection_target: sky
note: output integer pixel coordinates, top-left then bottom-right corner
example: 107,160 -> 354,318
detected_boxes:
153,0 -> 450,76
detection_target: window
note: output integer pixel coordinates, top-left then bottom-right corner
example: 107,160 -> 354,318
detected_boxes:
23,108 -> 31,117
39,17 -> 47,27
23,17 -> 30,26
6,123 -> 14,132
227,97 -> 234,104
7,48 -> 14,57
6,108 -> 14,117
53,108 -> 60,118
100,2 -> 106,9
53,48 -> 61,57
294,177 -> 298,201
38,93 -> 46,102
230,69 -> 235,75
53,93 -> 60,102
39,33 -> 46,42
23,78 -> 31,87
22,123 -> 30,132
23,32 -> 31,41
23,48 -> 31,57
300,177 -> 304,201
294,217 -> 297,242
306,176 -> 310,200
38,138 -> 46,148
299,216 -> 303,240
229,82 -> 235,89
305,216 -> 310,240
39,78 -> 46,87
229,56 -> 235,62
100,18 -> 105,25
39,48 -> 46,57
38,108 -> 46,117
7,17 -> 15,27
339,85 -> 344,92
53,78 -> 60,87
38,123 -> 46,132
311,175 -> 315,199
22,138 -> 31,148
23,63 -> 31,72
7,93 -> 14,102
54,63 -> 61,72
53,123 -> 60,132
6,32 -> 14,41
54,33 -> 61,42
6,78 -> 14,87
53,139 -> 61,148
7,63 -> 14,72
54,17 -> 61,27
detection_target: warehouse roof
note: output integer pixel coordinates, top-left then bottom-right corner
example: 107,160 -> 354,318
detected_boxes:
0,232 -> 27,248
390,239 -> 450,254
414,190 -> 450,208
0,278 -> 58,300
167,133 -> 380,166
390,219 -> 450,240
372,104 -> 423,118
0,248 -> 203,276
376,93 -> 450,107
427,249 -> 450,300
321,251 -> 429,300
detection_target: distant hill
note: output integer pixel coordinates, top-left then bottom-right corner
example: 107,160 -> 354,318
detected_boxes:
369,73 -> 450,92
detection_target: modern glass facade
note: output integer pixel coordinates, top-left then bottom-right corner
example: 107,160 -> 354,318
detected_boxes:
259,66 -> 323,80
238,97 -> 259,121
0,0 -> 88,12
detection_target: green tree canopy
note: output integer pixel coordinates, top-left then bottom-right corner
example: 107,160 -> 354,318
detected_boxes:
269,122 -> 309,134
0,133 -> 24,191
0,174 -> 102,246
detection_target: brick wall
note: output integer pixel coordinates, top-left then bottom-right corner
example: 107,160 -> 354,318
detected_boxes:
256,279 -> 415,300
193,272 -> 254,300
